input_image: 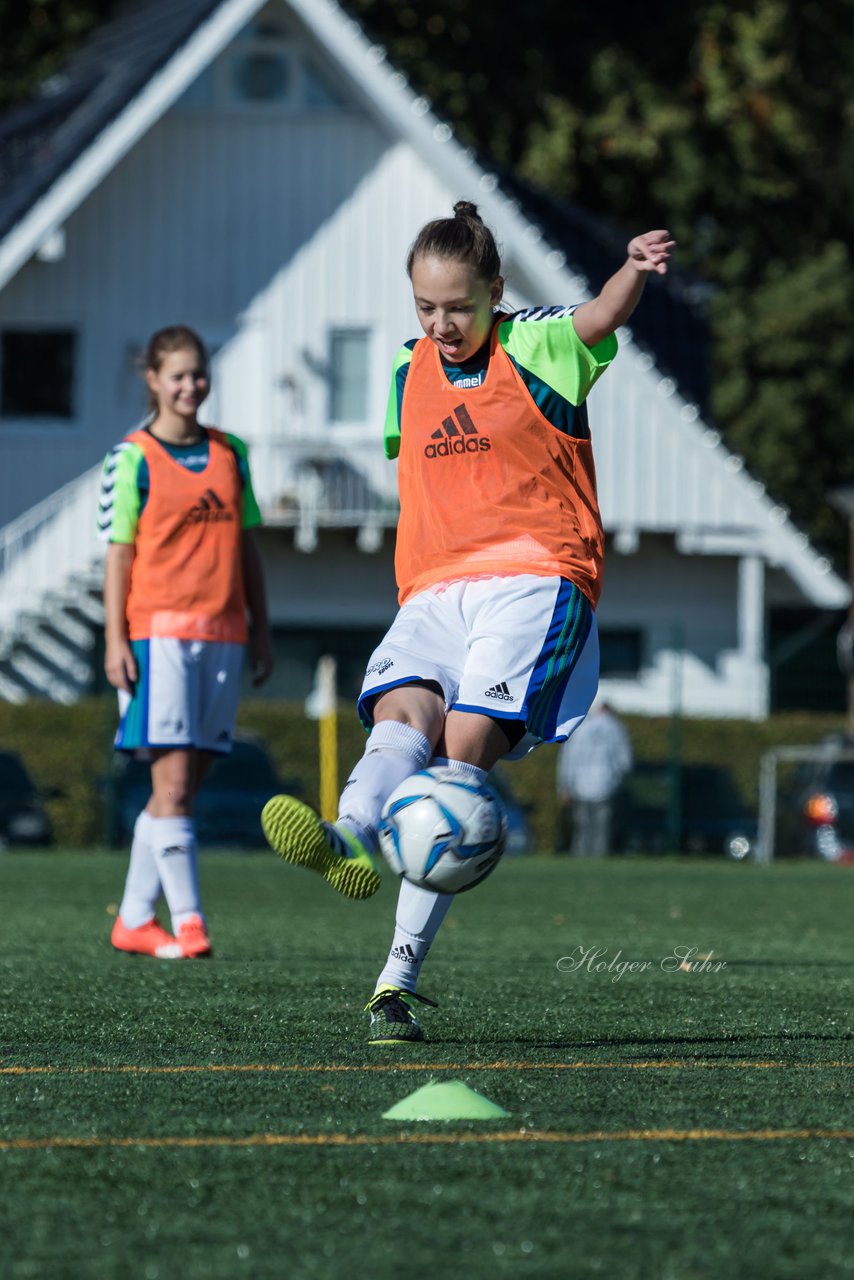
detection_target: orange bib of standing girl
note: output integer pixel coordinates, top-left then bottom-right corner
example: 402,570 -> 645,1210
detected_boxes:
126,427 -> 248,643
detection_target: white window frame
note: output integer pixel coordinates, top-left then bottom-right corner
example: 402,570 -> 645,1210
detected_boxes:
328,327 -> 373,429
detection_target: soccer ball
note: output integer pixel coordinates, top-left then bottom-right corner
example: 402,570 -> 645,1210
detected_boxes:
378,767 -> 507,894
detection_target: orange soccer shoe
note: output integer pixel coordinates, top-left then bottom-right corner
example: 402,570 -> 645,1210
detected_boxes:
175,914 -> 213,959
111,915 -> 183,959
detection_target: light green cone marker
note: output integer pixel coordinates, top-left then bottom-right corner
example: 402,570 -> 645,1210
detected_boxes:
382,1080 -> 511,1121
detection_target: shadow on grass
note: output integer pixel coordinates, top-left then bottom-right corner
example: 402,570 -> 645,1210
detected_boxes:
426,1031 -> 854,1057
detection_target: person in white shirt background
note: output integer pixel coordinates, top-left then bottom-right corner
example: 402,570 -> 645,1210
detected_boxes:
555,702 -> 633,856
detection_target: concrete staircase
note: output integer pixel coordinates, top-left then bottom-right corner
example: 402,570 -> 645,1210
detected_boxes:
0,467 -> 104,704
0,564 -> 104,703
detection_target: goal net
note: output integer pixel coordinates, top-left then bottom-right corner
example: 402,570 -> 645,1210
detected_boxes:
756,741 -> 854,863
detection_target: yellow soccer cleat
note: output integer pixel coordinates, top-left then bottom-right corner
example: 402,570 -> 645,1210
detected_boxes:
365,985 -> 438,1044
261,795 -> 381,900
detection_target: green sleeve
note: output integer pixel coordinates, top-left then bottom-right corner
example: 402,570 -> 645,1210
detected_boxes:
224,432 -> 263,529
99,442 -> 143,544
383,344 -> 416,460
497,312 -> 617,405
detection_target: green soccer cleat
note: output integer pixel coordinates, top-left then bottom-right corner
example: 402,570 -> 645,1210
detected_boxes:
260,795 -> 381,900
365,985 -> 438,1044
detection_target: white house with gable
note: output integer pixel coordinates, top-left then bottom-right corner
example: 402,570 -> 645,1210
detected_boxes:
0,0 -> 847,714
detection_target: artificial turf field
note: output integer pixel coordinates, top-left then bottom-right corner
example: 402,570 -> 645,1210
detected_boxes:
1,851 -> 853,1280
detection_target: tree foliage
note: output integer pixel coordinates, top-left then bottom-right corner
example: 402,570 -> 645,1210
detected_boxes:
345,0 -> 854,565
0,2 -> 115,108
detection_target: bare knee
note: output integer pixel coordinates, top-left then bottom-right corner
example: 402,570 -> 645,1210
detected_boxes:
148,750 -> 197,817
440,710 -> 521,771
373,681 -> 445,745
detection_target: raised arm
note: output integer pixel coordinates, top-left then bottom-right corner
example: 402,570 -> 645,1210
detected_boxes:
571,230 -> 675,350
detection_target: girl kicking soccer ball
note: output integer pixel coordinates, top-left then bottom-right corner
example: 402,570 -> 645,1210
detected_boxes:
262,202 -> 673,1038
102,324 -> 273,960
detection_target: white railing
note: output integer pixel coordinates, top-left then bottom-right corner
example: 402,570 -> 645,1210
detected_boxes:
250,436 -> 400,552
0,464 -> 104,637
247,434 -> 398,515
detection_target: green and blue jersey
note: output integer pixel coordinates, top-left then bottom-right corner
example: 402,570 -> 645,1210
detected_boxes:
98,427 -> 261,544
384,307 -> 617,459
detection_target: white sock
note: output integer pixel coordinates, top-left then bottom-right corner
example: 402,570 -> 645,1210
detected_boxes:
118,810 -> 161,929
375,877 -> 454,993
430,757 -> 489,786
371,757 -> 488,991
150,815 -> 203,931
337,720 -> 432,853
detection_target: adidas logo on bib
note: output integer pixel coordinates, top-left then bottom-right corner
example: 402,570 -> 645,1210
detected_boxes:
424,404 -> 491,458
186,488 -> 234,524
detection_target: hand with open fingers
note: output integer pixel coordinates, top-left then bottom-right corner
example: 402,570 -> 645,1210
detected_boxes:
627,229 -> 675,275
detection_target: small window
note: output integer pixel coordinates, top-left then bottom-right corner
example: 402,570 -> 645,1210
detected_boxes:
599,629 -> 643,677
177,8 -> 346,114
329,329 -> 370,423
1,330 -> 75,418
232,49 -> 290,102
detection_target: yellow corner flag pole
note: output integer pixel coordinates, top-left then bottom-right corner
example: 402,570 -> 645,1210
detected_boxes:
316,656 -> 338,822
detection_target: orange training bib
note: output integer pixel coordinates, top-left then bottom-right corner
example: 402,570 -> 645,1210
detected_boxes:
126,428 -> 248,642
394,326 -> 604,606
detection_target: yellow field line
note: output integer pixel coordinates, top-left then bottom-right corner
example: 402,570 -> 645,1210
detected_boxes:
2,1060 -> 853,1076
3,1128 -> 854,1151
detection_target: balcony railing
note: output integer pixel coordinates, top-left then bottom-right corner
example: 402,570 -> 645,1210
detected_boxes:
0,466 -> 104,637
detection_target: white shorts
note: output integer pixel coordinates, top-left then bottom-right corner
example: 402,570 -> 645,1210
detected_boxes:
358,575 -> 599,759
115,638 -> 244,754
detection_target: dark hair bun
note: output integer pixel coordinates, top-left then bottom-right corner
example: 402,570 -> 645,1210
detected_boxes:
407,201 -> 500,280
453,200 -> 481,222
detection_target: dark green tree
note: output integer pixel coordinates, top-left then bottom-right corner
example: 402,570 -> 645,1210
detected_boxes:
0,2 -> 116,108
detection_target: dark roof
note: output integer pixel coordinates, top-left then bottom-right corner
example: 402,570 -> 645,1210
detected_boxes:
0,0 -> 222,243
497,170 -> 713,415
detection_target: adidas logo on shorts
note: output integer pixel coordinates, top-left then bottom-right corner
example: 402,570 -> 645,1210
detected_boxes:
424,404 -> 491,458
484,681 -> 514,702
